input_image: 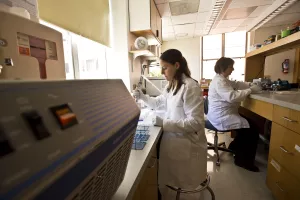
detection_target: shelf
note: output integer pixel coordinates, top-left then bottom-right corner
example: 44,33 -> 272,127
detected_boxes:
246,32 -> 300,58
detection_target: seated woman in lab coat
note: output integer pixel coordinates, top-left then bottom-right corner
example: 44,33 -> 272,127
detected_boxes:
134,49 -> 207,200
206,57 -> 262,172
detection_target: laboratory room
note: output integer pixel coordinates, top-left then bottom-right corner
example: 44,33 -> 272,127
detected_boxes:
1,0 -> 300,200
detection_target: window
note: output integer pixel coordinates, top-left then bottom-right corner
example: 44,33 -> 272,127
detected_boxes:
201,31 -> 246,81
202,34 -> 222,79
72,35 -> 108,79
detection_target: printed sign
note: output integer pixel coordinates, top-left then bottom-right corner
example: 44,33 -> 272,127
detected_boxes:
45,40 -> 58,60
18,46 -> 30,56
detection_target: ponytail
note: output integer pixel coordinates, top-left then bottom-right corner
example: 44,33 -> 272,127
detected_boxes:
160,49 -> 191,95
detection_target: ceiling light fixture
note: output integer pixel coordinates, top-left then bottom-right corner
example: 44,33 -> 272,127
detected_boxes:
248,0 -> 298,31
203,0 -> 228,35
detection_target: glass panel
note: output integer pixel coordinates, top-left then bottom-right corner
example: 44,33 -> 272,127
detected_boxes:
225,31 -> 246,57
149,66 -> 163,77
73,35 -> 107,79
229,58 -> 245,81
203,34 -> 222,59
203,60 -> 217,79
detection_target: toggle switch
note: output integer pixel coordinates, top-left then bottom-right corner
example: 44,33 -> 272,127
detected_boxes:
22,110 -> 51,140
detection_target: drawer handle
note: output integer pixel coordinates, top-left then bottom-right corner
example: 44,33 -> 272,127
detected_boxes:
279,146 -> 294,155
275,182 -> 284,192
282,116 -> 298,123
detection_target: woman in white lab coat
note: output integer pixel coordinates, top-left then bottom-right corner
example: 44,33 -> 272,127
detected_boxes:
206,57 -> 262,172
135,49 -> 207,200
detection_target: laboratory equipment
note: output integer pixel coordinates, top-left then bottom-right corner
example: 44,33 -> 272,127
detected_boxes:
0,11 -> 65,80
0,79 -> 140,200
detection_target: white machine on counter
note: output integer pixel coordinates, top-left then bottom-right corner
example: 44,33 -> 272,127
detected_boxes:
0,11 -> 66,80
0,79 -> 140,200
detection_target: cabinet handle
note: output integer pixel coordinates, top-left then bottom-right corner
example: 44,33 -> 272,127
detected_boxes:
148,156 -> 157,168
279,146 -> 294,155
282,116 -> 298,123
275,182 -> 284,192
156,30 -> 159,38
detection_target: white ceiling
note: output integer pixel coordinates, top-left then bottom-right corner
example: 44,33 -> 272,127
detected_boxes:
262,1 -> 300,28
155,0 -> 300,41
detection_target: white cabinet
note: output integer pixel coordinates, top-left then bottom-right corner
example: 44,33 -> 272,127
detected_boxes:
129,0 -> 162,44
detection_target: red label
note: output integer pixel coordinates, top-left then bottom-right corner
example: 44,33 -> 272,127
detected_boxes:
19,46 -> 30,56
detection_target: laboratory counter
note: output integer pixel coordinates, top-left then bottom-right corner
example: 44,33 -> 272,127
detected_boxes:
241,91 -> 300,200
249,91 -> 300,111
112,126 -> 162,200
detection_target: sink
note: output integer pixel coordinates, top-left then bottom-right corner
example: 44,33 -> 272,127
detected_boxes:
274,91 -> 300,95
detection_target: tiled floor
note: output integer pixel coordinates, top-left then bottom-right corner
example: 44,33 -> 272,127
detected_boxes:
202,130 -> 275,200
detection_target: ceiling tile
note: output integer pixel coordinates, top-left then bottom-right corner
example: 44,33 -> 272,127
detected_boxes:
194,29 -> 205,36
196,22 -> 205,29
163,33 -> 176,41
163,25 -> 174,34
248,5 -> 270,18
162,17 -> 173,26
197,12 -> 210,22
210,27 -> 237,34
157,3 -> 171,17
234,26 -> 247,32
229,0 -> 274,9
224,7 -> 258,20
239,18 -> 255,26
198,0 -> 212,12
171,13 -> 198,25
169,0 -> 200,16
281,1 -> 300,14
268,13 -> 300,25
176,33 -> 194,40
216,19 -> 245,28
173,23 -> 195,33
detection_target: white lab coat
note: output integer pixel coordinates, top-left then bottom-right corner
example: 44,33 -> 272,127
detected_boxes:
207,74 -> 251,131
142,75 -> 207,200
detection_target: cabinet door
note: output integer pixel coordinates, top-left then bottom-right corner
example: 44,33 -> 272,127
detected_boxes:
150,0 -> 157,36
156,10 -> 162,43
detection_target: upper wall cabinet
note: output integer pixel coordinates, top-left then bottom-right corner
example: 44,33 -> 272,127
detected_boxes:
129,0 -> 162,45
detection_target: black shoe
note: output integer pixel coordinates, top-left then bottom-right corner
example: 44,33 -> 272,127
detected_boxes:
234,160 -> 260,172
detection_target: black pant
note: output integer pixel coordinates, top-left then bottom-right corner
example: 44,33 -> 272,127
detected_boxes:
230,123 -> 259,165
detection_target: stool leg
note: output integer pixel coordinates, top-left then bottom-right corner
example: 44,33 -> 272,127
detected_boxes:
214,131 -> 220,166
176,189 -> 181,200
207,186 -> 216,200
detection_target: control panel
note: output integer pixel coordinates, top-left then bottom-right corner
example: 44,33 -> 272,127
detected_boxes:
0,80 -> 140,200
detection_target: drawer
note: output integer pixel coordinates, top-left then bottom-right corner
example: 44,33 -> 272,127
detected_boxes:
273,105 -> 300,134
267,157 -> 300,200
241,98 -> 273,120
270,123 -> 300,180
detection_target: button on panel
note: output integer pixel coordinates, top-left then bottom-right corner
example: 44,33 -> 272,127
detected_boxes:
22,111 -> 51,140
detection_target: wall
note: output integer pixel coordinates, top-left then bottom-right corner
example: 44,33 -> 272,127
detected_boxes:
250,25 -> 296,82
161,37 -> 201,81
106,0 -> 131,90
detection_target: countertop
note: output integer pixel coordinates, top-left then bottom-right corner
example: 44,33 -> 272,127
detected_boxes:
249,91 -> 300,111
112,110 -> 163,200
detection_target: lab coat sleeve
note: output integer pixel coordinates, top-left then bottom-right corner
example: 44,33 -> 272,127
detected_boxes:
217,79 -> 251,103
163,86 -> 204,133
228,80 -> 250,90
142,94 -> 166,110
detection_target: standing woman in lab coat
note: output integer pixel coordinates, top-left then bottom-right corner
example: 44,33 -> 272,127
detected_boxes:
135,49 -> 207,200
207,57 -> 262,172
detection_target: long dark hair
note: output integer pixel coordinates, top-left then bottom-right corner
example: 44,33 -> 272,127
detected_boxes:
160,49 -> 191,95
